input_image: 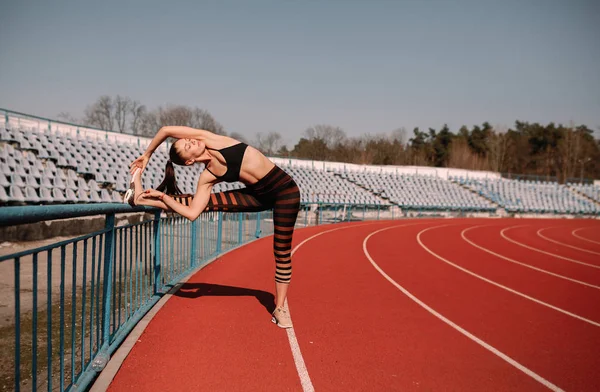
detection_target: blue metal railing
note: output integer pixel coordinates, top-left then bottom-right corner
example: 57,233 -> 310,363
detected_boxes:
0,201 -> 397,392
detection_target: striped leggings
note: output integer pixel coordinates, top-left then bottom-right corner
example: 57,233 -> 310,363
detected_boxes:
174,165 -> 301,283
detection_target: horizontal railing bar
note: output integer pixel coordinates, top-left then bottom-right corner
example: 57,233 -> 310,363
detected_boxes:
0,204 -> 158,227
0,227 -> 111,262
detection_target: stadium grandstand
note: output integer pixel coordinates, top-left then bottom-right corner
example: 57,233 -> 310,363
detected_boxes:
2,109 -> 599,216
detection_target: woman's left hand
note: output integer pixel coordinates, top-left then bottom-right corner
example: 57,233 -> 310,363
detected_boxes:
141,189 -> 164,199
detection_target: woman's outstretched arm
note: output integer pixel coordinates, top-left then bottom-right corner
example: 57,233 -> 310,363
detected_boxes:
139,169 -> 216,221
130,126 -> 211,175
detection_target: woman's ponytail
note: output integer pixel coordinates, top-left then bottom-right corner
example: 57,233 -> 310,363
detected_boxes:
156,160 -> 183,195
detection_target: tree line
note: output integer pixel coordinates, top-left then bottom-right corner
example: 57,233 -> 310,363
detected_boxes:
59,95 -> 599,182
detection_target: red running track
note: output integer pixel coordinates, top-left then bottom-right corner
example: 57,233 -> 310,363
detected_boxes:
106,218 -> 600,391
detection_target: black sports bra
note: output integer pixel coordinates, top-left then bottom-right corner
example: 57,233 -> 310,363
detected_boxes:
205,142 -> 248,183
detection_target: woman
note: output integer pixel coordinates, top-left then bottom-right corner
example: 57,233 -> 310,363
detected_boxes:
128,126 -> 300,329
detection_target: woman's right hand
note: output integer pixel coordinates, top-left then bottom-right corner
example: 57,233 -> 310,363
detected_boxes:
130,154 -> 149,175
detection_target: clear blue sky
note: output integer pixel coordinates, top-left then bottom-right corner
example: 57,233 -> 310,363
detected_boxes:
1,0 -> 598,146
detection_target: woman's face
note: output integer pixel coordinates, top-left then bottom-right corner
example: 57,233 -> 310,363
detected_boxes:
175,138 -> 205,165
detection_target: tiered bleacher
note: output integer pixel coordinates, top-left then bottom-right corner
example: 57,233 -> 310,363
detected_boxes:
0,124 -> 246,205
453,177 -> 599,214
339,171 -> 495,211
281,165 -> 386,205
570,183 -> 600,204
1,117 -> 599,216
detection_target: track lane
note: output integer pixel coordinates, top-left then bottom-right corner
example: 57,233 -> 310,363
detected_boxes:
289,220 -> 548,391
464,224 -> 600,288
503,225 -> 600,267
540,226 -> 600,254
107,223 -> 339,392
368,222 -> 600,391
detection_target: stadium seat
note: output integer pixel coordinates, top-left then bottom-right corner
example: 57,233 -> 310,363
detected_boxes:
100,189 -> 113,203
0,186 -> 9,203
9,185 -> 25,203
65,188 -> 78,203
78,177 -> 90,192
52,188 -> 66,203
24,186 -> 40,203
53,176 -> 66,190
89,189 -> 102,203
0,173 -> 9,188
77,188 -> 90,203
38,187 -> 53,203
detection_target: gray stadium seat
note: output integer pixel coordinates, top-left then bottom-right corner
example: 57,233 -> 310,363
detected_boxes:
65,188 -> 78,203
52,188 -> 66,203
77,188 -> 90,203
11,174 -> 26,188
78,177 -> 90,192
29,167 -> 42,179
0,163 -> 11,176
38,187 -> 53,203
0,186 -> 9,203
100,189 -> 113,203
24,186 -> 40,203
89,189 -> 102,203
53,176 -> 66,190
0,173 -> 9,187
9,185 -> 25,203
26,175 -> 39,189
88,179 -> 100,192
42,167 -> 55,179
40,176 -> 53,188
66,178 -> 78,190
111,190 -> 122,203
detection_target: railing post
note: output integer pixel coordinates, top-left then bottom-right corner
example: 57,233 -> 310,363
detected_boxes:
153,211 -> 161,295
377,205 -> 380,220
190,219 -> 197,267
255,212 -> 261,238
216,211 -> 223,253
318,203 -> 322,224
101,213 -> 115,350
363,205 -> 366,220
304,205 -> 308,227
238,213 -> 243,244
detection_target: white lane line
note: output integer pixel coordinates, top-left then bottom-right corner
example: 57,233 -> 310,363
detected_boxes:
461,226 -> 600,290
501,226 -> 600,270
287,220 -> 432,392
538,228 -> 600,256
363,224 -> 565,392
572,228 -> 600,246
537,227 -> 600,256
418,225 -> 600,328
286,221 -> 394,392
